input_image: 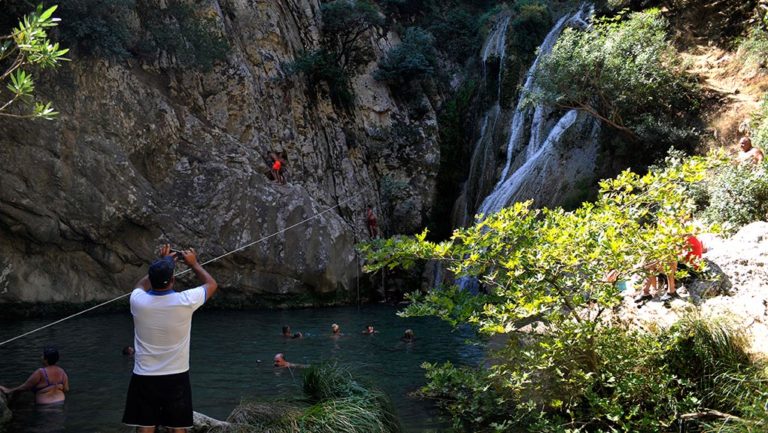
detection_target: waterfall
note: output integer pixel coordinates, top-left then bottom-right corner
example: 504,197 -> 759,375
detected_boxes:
452,5 -> 600,291
478,6 -> 596,218
453,16 -> 511,227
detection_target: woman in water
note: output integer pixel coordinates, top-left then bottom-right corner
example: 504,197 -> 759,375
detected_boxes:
0,346 -> 69,405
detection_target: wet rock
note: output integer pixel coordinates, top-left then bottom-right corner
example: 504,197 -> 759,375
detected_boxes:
191,411 -> 229,432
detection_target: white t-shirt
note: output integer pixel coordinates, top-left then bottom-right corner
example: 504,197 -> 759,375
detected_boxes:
130,286 -> 207,376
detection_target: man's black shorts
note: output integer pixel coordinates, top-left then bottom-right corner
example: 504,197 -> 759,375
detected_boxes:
122,371 -> 193,429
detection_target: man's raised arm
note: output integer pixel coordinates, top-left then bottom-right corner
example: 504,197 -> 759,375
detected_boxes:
181,248 -> 218,301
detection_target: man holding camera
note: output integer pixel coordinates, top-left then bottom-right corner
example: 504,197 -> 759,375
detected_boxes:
122,244 -> 218,433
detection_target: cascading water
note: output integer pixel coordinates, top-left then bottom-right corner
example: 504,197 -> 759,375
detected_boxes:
453,5 -> 601,291
453,15 -> 511,228
441,16 -> 511,290
477,5 -> 598,218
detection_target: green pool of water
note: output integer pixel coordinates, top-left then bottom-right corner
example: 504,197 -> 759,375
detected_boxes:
0,305 -> 482,432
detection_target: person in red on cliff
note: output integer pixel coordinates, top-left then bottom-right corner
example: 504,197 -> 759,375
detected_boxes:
270,152 -> 285,184
366,206 -> 379,238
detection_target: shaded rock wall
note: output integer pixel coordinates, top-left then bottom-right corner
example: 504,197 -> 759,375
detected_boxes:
0,0 -> 438,306
0,392 -> 9,430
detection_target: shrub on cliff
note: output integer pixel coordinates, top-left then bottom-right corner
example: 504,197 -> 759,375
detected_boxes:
287,0 -> 382,109
374,27 -> 437,85
320,0 -> 383,73
57,0 -> 134,58
696,161 -> 768,232
137,1 -> 229,71
428,7 -> 481,63
54,0 -> 228,70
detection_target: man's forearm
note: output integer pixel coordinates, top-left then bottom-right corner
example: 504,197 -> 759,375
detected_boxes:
191,263 -> 213,285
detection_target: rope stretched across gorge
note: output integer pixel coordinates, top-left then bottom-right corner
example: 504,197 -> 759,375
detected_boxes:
0,193 -> 362,348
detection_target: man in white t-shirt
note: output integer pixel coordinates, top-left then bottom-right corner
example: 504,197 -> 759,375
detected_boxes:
122,244 -> 218,433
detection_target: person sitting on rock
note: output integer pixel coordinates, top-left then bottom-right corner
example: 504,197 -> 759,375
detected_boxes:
634,234 -> 706,304
0,346 -> 69,405
737,137 -> 764,166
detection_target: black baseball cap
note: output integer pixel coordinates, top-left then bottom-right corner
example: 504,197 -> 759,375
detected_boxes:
148,256 -> 175,289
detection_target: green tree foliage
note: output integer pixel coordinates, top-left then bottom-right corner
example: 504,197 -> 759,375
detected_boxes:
137,1 -> 229,70
508,0 -> 551,62
695,161 -> 768,232
530,10 -> 699,151
428,8 -> 481,63
374,27 -> 436,84
361,154 -> 754,431
288,0 -> 382,109
321,0 -> 383,73
46,0 -> 227,69
0,4 -> 68,120
287,49 -> 353,107
364,154 -> 712,332
57,0 -> 134,58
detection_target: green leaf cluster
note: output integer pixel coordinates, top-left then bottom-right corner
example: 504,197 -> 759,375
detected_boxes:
374,27 -> 436,85
363,153 -> 713,334
427,7 -> 482,63
0,4 -> 68,120
137,1 -> 229,71
694,159 -> 768,232
56,0 -> 135,59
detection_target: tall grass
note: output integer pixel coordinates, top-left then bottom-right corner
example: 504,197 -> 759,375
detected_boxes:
663,315 -> 768,432
212,363 -> 401,433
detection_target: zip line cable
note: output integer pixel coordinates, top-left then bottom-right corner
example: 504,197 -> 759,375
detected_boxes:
0,192 -> 363,348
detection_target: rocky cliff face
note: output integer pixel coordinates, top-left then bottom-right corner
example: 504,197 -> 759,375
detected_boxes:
0,0 -> 439,307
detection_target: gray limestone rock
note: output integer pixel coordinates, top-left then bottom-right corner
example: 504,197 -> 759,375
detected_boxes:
0,0 -> 438,307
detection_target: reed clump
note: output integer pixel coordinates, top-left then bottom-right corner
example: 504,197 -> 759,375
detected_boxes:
212,363 -> 400,433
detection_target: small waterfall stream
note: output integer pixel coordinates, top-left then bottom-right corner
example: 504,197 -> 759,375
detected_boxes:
454,16 -> 511,227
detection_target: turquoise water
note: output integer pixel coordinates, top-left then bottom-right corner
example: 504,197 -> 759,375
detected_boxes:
0,305 -> 482,432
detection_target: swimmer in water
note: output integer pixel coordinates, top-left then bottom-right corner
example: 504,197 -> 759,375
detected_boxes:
0,346 -> 69,405
122,346 -> 135,357
401,329 -> 415,343
362,324 -> 377,335
282,325 -> 303,339
273,353 -> 306,368
331,323 -> 342,337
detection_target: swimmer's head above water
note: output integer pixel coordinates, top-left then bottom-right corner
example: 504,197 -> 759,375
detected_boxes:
43,346 -> 59,365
